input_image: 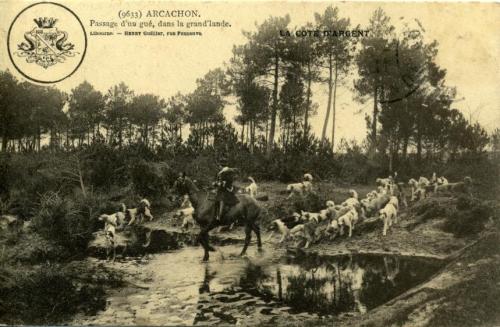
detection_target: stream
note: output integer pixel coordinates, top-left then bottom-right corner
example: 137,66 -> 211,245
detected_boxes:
73,244 -> 442,326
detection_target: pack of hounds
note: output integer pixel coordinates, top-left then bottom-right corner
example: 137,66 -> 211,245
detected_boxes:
98,171 -> 471,259
97,198 -> 153,260
270,172 -> 473,249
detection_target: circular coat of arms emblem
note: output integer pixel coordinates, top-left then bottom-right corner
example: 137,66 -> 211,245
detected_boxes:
7,2 -> 87,83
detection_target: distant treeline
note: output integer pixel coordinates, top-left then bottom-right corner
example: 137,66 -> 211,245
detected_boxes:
1,6 -> 498,175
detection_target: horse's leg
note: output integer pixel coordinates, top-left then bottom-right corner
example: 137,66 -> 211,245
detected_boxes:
240,225 -> 252,256
252,223 -> 263,252
198,229 -> 210,261
206,231 -> 216,252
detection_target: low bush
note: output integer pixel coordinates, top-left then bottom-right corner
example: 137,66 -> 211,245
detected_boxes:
31,192 -> 100,257
130,159 -> 175,198
409,196 -> 497,237
2,232 -> 68,263
266,192 -> 328,224
414,198 -> 452,222
0,262 -> 122,325
442,197 -> 496,237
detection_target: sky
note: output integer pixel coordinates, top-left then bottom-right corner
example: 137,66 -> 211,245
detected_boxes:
1,1 -> 499,147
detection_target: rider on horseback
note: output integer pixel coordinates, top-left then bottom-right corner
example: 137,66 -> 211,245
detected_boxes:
215,158 -> 238,221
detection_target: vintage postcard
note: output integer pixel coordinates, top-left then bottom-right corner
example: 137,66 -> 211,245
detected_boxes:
0,1 -> 499,326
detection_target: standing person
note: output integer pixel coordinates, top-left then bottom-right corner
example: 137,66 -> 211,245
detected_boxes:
173,172 -> 191,205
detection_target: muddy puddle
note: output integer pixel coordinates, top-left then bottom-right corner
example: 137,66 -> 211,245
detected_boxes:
74,245 -> 442,326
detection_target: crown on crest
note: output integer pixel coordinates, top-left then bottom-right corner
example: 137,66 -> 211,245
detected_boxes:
34,17 -> 57,28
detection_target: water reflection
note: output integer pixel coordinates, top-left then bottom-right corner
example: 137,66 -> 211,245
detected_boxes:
194,251 -> 441,321
76,246 -> 442,326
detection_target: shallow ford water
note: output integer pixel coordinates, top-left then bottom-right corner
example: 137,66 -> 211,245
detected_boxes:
75,245 -> 442,325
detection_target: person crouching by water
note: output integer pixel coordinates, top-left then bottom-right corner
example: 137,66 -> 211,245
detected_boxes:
215,160 -> 238,222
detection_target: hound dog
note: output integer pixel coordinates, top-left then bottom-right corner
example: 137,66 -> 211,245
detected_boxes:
379,201 -> 398,236
434,176 -> 472,195
127,199 -> 154,225
387,195 -> 399,212
437,176 -> 449,185
377,177 -> 395,195
270,218 -> 307,244
303,173 -> 313,182
300,210 -> 322,224
302,181 -> 313,193
361,194 -> 390,218
431,172 -> 438,184
286,183 -> 306,199
268,213 -> 301,242
98,214 -> 119,261
366,191 -> 378,200
408,179 -> 425,201
337,206 -> 359,238
175,206 -> 195,230
378,185 -> 389,196
393,183 -> 409,209
376,177 -> 392,187
245,177 -> 258,198
326,219 -> 341,240
418,177 -> 431,187
342,197 -> 360,209
270,219 -> 292,243
286,174 -> 314,199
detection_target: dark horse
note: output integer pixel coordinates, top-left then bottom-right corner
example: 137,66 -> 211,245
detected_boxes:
175,177 -> 265,261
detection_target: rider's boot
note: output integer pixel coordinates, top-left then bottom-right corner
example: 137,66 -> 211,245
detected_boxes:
216,201 -> 224,221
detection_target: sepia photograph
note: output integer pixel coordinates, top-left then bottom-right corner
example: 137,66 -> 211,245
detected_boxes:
0,1 -> 499,326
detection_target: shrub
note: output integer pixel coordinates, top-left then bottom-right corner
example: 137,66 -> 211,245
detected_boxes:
416,200 -> 450,222
267,192 -> 327,223
31,192 -> 99,256
443,199 -> 495,237
0,262 -> 120,324
130,159 -> 175,198
82,143 -> 128,189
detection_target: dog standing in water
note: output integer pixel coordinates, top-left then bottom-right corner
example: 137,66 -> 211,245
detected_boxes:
98,214 -> 119,261
175,195 -> 196,230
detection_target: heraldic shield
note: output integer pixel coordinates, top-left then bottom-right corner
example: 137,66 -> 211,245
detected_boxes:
16,17 -> 76,69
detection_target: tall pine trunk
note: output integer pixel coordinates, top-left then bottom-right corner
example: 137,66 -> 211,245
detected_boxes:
331,61 -> 338,151
321,54 -> 333,143
267,51 -> 279,156
402,136 -> 409,161
416,106 -> 423,164
250,120 -> 255,154
37,125 -> 41,152
304,61 -> 312,137
370,85 -> 379,154
118,118 -> 123,148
